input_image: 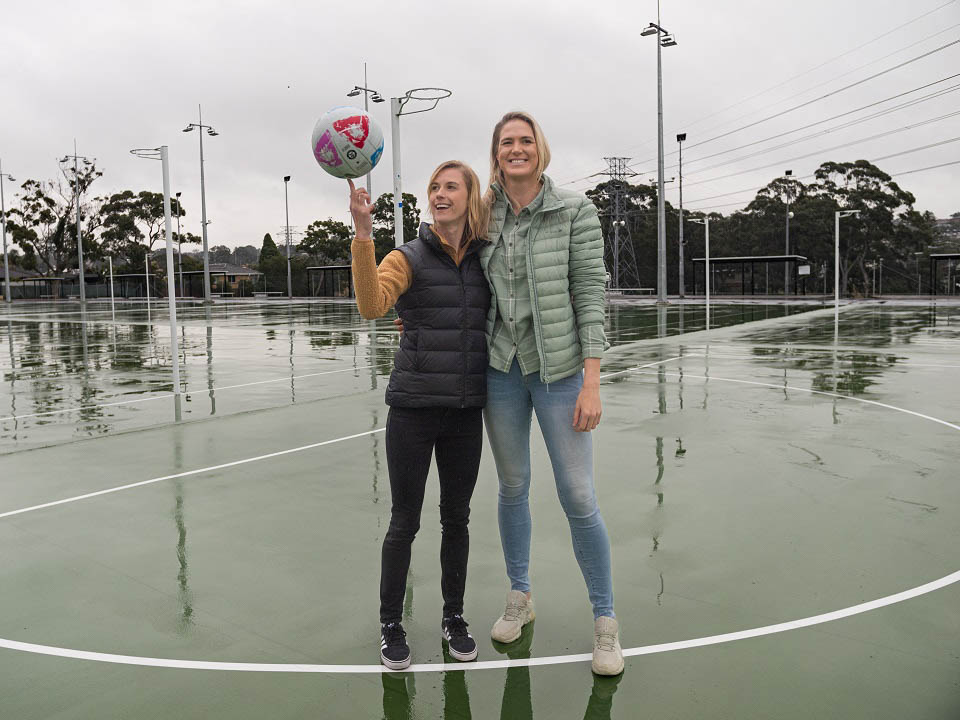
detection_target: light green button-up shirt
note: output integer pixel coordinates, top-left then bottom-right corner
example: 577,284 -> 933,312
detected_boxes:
487,186 -> 544,375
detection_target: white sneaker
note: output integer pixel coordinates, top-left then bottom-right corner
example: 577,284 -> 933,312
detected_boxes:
591,616 -> 624,676
490,590 -> 535,643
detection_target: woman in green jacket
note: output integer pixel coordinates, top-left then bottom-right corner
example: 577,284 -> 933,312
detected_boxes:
481,111 -> 622,676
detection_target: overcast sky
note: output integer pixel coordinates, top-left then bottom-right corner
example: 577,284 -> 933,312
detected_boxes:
2,0 -> 958,251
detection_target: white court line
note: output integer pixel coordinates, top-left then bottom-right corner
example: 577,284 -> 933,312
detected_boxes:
1,569 -> 956,673
1,356 -> 686,513
0,363 -> 388,423
627,369 -> 960,433
1,355 -> 957,673
0,428 -> 385,521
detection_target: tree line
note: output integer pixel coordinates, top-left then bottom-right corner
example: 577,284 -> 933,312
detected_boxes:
586,159 -> 951,295
2,156 -> 953,296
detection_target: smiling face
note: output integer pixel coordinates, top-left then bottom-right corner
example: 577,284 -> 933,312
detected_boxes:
496,119 -> 539,183
429,167 -> 469,225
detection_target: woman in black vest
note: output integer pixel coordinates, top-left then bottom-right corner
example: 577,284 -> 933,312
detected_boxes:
349,161 -> 490,670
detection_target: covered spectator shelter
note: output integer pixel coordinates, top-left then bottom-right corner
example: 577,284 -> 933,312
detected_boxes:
929,253 -> 960,296
692,254 -> 811,296
307,265 -> 354,298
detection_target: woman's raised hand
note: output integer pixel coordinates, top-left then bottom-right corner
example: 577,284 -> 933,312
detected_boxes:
348,178 -> 374,239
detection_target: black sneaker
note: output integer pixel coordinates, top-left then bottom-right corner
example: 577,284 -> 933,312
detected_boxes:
441,615 -> 478,662
380,622 -> 411,670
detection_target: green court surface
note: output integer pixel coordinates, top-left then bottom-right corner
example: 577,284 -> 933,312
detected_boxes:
1,299 -> 958,719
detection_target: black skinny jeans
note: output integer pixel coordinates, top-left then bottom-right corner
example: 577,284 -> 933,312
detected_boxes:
380,405 -> 483,625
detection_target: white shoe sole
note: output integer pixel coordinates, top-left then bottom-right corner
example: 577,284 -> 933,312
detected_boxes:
380,650 -> 411,670
442,632 -> 478,662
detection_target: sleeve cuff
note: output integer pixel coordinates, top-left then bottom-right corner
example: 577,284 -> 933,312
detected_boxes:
579,324 -> 607,359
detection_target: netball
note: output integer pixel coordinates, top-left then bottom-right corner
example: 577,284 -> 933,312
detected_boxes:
311,106 -> 385,179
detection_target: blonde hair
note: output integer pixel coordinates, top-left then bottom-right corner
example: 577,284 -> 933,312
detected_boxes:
427,160 -> 489,242
487,111 -> 552,194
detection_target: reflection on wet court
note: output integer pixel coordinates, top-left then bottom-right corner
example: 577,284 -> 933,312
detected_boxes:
1,299 -> 958,719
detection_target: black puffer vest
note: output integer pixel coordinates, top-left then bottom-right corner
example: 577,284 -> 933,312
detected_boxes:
384,223 -> 491,408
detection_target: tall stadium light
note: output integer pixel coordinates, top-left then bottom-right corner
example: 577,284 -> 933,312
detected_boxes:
677,133 -> 686,298
60,142 -> 93,303
183,105 -> 217,301
691,217 -> 710,330
390,87 -> 452,248
784,169 -> 794,294
642,4 -> 678,304
284,175 -> 292,299
835,210 -> 860,326
131,145 -> 183,419
346,62 -> 385,196
174,191 -> 184,297
0,162 -> 15,303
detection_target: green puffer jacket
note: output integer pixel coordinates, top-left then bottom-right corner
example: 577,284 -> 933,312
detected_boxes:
479,175 -> 608,383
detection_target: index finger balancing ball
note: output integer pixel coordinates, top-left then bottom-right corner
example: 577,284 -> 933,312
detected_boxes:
311,106 -> 385,179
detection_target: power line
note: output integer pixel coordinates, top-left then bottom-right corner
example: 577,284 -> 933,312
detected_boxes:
683,116 -> 960,189
626,37 -> 960,172
680,20 -> 960,145
677,0 -> 959,134
557,5 -> 960,187
678,74 -> 960,170
681,106 -> 960,180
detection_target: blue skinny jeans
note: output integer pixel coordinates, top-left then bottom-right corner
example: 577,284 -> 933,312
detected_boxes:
483,359 -> 614,619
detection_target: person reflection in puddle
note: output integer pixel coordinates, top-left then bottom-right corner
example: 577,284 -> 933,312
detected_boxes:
380,626 -> 623,720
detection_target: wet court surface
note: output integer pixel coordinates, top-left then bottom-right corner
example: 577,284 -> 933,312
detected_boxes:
1,299 -> 958,718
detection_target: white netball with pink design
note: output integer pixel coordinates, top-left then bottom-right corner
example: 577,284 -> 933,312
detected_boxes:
310,106 -> 385,179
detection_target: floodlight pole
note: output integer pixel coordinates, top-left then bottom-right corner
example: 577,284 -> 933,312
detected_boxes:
677,133 -> 686,298
175,191 -> 183,298
0,161 -> 13,303
183,106 -> 217,301
835,210 -> 860,326
643,7 -> 676,304
691,217 -> 710,329
61,142 -> 92,303
656,21 -> 666,304
784,169 -> 793,295
108,255 -> 115,322
346,64 -> 384,197
704,217 -> 710,329
284,175 -> 292,299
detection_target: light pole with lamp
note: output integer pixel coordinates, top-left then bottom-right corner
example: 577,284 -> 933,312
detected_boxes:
0,162 -> 14,303
346,63 -> 385,196
835,210 -> 860,326
914,251 -> 923,295
641,5 -> 677,303
182,106 -> 218,301
676,133 -> 686,298
690,217 -> 710,329
60,142 -> 93,303
284,175 -> 292,299
174,191 -> 184,298
784,169 -> 794,294
390,88 -> 452,248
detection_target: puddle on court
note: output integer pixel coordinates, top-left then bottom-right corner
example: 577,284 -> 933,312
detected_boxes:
1,302 -> 954,454
0,300 -> 825,452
